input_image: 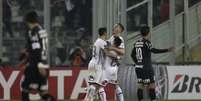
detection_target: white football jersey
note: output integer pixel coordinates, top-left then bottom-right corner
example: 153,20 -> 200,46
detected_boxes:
108,35 -> 125,49
104,50 -> 118,69
102,50 -> 118,83
90,38 -> 107,65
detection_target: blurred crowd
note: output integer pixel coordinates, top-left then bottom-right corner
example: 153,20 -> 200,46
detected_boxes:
1,0 -> 201,67
50,0 -> 92,67
2,0 -> 92,67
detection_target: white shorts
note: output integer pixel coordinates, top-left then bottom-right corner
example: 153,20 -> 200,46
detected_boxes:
88,60 -> 103,85
101,66 -> 118,85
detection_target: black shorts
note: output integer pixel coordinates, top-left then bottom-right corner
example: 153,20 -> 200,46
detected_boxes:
21,63 -> 47,91
135,67 -> 155,85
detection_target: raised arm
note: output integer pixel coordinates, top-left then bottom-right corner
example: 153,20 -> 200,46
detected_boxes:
150,48 -> 169,53
146,41 -> 174,54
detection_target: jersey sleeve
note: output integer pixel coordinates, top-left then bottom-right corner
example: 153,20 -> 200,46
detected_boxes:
119,37 -> 125,49
38,30 -> 49,68
100,40 -> 107,49
146,41 -> 169,53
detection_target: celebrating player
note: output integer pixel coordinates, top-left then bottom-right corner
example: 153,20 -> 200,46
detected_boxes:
98,23 -> 125,101
84,27 -> 109,101
131,26 -> 174,101
21,11 -> 56,101
99,36 -> 122,101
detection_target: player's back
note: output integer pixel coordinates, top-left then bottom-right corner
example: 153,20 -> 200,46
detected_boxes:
132,38 -> 152,69
90,38 -> 106,65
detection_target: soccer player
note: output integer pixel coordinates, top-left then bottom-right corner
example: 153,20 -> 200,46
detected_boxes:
99,36 -> 122,101
98,23 -> 125,101
84,27 -> 109,101
131,26 -> 174,101
21,11 -> 56,101
108,23 -> 125,55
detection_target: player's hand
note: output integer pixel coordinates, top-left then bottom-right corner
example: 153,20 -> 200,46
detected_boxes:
108,46 -> 115,50
104,46 -> 109,50
38,68 -> 47,76
168,47 -> 175,52
37,62 -> 49,76
18,62 -> 27,72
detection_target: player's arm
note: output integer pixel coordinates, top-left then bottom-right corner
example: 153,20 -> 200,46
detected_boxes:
147,42 -> 174,53
103,42 -> 121,59
18,48 -> 29,70
38,30 -> 49,76
103,49 -> 121,60
18,37 -> 30,70
151,47 -> 174,53
107,37 -> 125,55
151,48 -> 169,53
108,47 -> 125,56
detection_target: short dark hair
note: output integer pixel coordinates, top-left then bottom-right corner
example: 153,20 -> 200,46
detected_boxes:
140,26 -> 150,36
98,27 -> 107,36
113,36 -> 122,47
24,11 -> 39,23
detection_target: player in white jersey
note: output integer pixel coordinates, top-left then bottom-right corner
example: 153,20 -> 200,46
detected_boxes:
98,23 -> 125,101
102,36 -> 122,84
84,27 -> 109,101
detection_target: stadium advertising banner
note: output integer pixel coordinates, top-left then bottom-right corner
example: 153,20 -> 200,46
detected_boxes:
167,66 -> 201,99
0,68 -> 115,100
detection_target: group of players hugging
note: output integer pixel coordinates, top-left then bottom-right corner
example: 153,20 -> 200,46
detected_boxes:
20,11 -> 173,101
84,22 -> 174,101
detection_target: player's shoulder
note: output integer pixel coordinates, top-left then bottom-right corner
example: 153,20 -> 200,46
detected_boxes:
134,38 -> 144,44
144,38 -> 151,43
97,38 -> 106,42
38,26 -> 48,37
143,39 -> 151,45
95,38 -> 106,45
119,36 -> 124,40
33,25 -> 47,38
110,35 -> 124,42
137,38 -> 150,44
143,39 -> 152,48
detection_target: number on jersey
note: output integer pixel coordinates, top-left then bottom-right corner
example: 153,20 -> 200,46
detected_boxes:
136,47 -> 143,62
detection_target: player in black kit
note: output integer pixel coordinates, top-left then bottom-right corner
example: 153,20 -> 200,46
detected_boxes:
21,11 -> 56,101
131,26 -> 174,101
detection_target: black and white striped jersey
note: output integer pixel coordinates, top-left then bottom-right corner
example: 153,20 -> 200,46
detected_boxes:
26,26 -> 48,66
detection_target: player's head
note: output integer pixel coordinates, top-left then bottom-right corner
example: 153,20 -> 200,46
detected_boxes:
140,26 -> 150,37
24,11 -> 39,24
113,23 -> 124,35
98,27 -> 107,37
113,36 -> 122,47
